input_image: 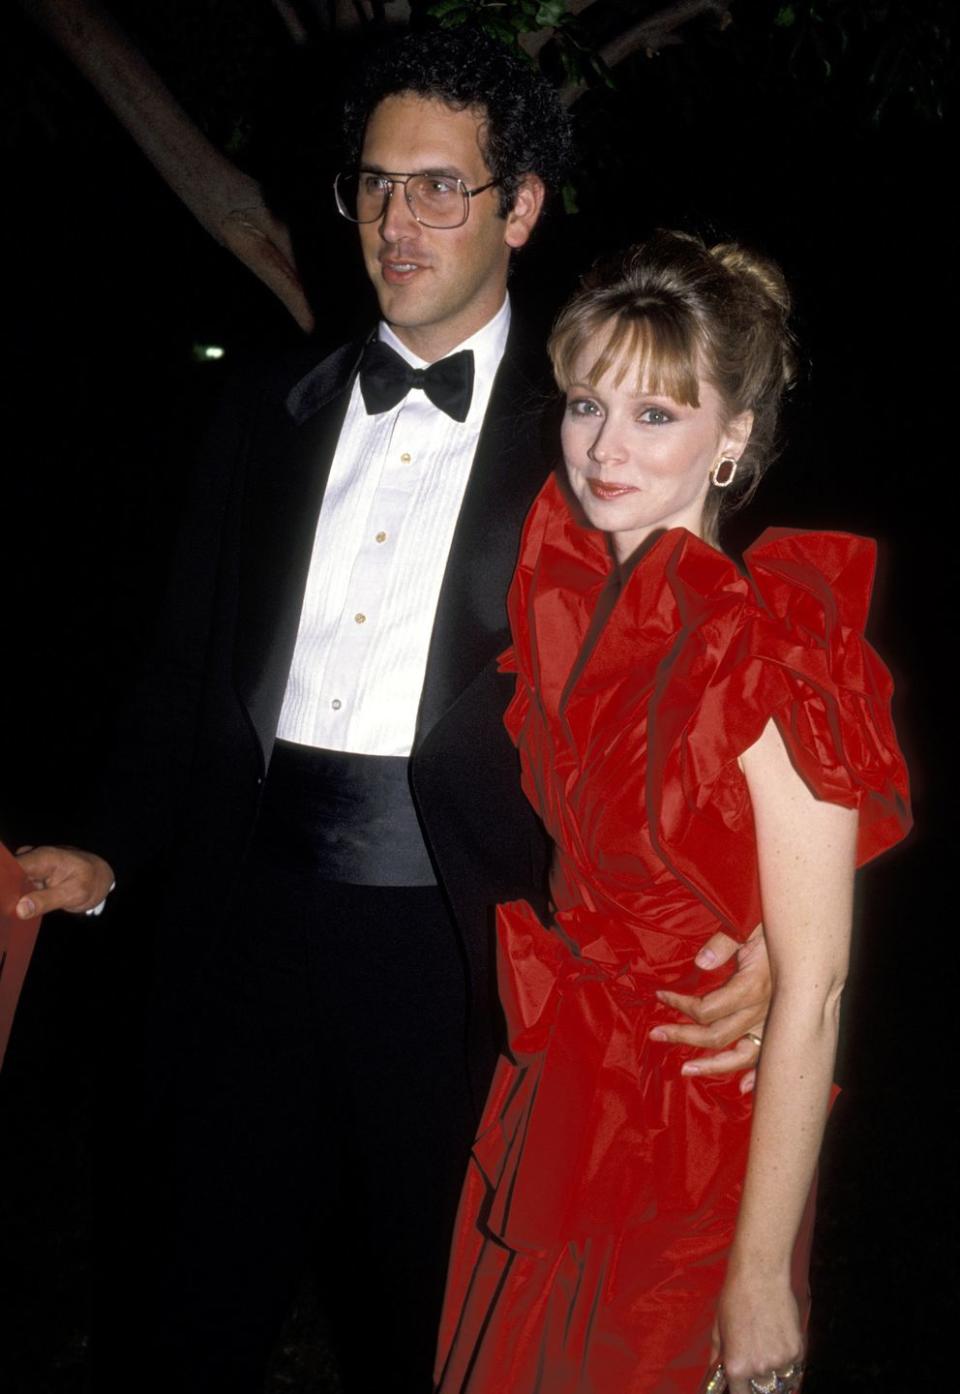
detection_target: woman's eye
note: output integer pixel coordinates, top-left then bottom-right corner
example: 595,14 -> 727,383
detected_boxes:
567,397 -> 601,417
639,407 -> 672,425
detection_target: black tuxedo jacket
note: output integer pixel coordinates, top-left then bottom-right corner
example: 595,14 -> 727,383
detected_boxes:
87,319 -> 554,1091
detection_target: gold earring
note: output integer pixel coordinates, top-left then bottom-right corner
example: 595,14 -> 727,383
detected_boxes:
710,457 -> 738,488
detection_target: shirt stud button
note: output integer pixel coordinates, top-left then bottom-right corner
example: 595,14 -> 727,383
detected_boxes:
400,452 -> 411,463
354,613 -> 366,624
331,699 -> 342,711
375,531 -> 387,543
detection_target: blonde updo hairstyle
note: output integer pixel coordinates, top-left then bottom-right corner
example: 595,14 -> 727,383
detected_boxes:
548,230 -> 797,546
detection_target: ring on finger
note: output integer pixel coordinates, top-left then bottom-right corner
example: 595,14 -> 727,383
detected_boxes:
704,1364 -> 727,1394
745,1031 -> 763,1049
748,1362 -> 804,1394
748,1377 -> 781,1394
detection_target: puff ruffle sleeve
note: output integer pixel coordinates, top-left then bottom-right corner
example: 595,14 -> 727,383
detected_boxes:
648,528 -> 912,939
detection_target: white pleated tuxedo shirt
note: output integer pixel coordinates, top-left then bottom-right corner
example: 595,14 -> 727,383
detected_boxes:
276,296 -> 512,756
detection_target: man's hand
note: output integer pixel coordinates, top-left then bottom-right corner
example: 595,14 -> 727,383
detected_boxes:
649,924 -> 771,1093
15,846 -> 116,919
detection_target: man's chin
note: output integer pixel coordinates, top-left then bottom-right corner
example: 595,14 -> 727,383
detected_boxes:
375,287 -> 435,330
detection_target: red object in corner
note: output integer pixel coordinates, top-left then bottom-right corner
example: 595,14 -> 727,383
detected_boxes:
0,841 -> 42,1071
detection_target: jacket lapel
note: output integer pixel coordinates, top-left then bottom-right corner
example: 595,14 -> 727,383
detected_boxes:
233,322 -> 554,765
415,324 -> 554,742
233,337 -> 366,768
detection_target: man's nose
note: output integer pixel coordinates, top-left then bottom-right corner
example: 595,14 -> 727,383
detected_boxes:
379,182 -> 420,242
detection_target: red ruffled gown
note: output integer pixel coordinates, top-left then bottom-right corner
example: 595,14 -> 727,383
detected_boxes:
435,476 -> 911,1394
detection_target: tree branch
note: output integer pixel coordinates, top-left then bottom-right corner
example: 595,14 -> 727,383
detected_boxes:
556,0 -> 732,106
268,0 -> 310,45
605,0 -> 730,64
19,0 -> 315,331
520,0 -> 596,59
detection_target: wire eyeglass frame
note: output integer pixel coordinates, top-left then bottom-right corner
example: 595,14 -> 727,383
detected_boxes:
334,170 -> 502,229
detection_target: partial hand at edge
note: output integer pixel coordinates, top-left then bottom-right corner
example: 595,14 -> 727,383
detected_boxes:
709,1267 -> 804,1394
15,846 -> 116,919
649,923 -> 771,1093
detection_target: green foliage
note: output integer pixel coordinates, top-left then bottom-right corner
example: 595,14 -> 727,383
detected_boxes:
761,0 -> 953,123
536,0 -> 569,26
426,0 -> 553,46
561,180 -> 580,214
422,0 -> 611,92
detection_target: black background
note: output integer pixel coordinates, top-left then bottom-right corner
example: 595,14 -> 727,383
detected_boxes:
0,5 -> 953,1389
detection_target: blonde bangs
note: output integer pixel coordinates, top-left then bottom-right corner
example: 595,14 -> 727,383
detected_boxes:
550,306 -> 701,406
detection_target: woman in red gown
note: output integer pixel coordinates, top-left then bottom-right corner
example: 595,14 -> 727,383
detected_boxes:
435,232 -> 910,1394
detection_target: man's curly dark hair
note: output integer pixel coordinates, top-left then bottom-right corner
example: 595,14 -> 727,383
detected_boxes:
342,27 -> 572,218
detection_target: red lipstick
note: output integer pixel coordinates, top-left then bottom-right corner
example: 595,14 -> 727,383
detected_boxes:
587,479 -> 637,500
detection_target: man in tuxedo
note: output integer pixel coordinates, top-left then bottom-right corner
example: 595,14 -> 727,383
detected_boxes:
16,28 -> 770,1394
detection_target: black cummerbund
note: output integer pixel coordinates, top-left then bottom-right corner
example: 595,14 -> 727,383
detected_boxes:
254,739 -> 437,887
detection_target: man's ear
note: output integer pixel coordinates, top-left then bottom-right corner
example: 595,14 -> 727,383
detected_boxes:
504,174 -> 546,250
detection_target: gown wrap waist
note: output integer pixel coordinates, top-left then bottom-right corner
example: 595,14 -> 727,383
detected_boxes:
475,898 -> 752,1254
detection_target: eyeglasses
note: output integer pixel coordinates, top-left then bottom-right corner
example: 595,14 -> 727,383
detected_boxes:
334,170 -> 501,230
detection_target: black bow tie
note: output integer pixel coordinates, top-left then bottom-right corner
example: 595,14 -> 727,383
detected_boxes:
358,340 -> 475,422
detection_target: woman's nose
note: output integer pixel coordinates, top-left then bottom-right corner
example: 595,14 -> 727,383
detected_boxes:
587,424 -> 627,465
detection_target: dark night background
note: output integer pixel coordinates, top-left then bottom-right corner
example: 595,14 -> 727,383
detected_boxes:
0,2 -> 954,1390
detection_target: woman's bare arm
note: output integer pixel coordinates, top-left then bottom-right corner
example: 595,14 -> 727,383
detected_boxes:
713,717 -> 859,1393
